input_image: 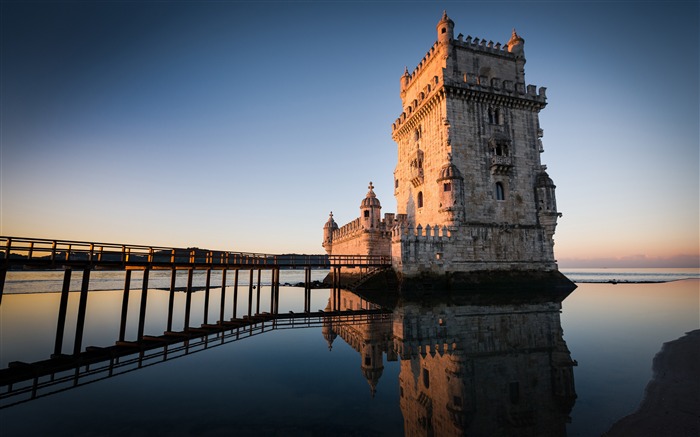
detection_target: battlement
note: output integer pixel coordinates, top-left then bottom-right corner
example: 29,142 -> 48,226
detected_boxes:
392,223 -> 453,240
392,78 -> 546,134
332,217 -> 364,242
456,34 -> 513,56
401,30 -> 520,94
402,41 -> 440,92
332,215 -> 394,245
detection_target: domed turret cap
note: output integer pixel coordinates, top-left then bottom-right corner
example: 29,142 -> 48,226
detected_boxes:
437,163 -> 463,181
324,212 -> 338,229
360,182 -> 381,208
438,10 -> 454,27
535,171 -> 556,188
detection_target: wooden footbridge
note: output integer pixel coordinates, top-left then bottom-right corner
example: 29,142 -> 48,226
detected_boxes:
0,236 -> 393,408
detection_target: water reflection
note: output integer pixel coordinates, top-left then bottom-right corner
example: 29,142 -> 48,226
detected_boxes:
1,283 -> 577,436
324,289 -> 577,436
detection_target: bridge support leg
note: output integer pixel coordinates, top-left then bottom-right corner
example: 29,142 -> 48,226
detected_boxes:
0,268 -> 6,304
203,268 -> 211,324
256,269 -> 262,315
137,269 -> 150,342
219,269 -> 227,324
247,269 -> 253,317
269,269 -> 275,313
332,267 -> 341,311
53,268 -> 72,356
166,268 -> 176,332
73,267 -> 91,355
304,267 -> 311,313
184,269 -> 193,331
118,270 -> 131,342
232,269 -> 239,319
274,268 -> 281,314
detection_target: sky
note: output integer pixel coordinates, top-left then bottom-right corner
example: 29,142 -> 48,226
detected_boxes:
1,1 -> 698,267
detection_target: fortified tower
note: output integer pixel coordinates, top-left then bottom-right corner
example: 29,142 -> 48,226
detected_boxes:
390,12 -> 564,280
324,13 -> 572,290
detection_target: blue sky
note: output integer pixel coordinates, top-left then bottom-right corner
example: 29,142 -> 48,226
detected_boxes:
1,1 -> 698,267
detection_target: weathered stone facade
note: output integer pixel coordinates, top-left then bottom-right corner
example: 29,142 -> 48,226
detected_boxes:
324,13 -> 567,284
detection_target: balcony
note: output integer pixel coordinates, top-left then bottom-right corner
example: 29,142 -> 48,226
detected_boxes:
490,155 -> 513,175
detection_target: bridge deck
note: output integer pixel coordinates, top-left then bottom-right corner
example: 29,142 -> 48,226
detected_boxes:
1,236 -> 392,271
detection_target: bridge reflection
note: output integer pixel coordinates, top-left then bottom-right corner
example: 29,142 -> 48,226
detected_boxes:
0,308 -> 390,408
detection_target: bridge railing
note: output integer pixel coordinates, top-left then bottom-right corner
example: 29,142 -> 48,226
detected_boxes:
0,237 -> 391,269
0,236 -> 308,267
328,254 -> 391,266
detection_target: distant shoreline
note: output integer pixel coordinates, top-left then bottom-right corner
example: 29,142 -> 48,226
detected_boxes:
571,278 -> 696,284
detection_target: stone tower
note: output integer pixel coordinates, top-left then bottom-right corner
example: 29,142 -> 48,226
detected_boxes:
323,13 -> 573,291
390,12 -> 564,280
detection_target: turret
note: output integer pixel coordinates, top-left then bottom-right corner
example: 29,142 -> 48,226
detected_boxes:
360,182 -> 382,230
535,169 -> 561,254
437,10 -> 454,46
506,28 -> 525,57
322,212 -> 338,255
436,155 -> 465,225
400,66 -> 410,95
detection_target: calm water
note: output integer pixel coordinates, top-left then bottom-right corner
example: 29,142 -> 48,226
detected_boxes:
0,269 -> 698,436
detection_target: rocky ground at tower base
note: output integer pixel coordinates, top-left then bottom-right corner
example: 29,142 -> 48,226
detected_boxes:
604,329 -> 700,437
322,268 -> 576,306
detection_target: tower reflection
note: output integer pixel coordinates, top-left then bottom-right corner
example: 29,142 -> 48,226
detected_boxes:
324,289 -> 577,436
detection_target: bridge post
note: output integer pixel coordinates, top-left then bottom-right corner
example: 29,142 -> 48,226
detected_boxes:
269,269 -> 275,313
53,268 -> 72,356
184,268 -> 193,331
118,270 -> 132,342
304,267 -> 311,313
270,268 -> 279,314
203,268 -> 211,324
73,267 -> 91,355
256,269 -> 263,314
166,268 -> 176,332
219,269 -> 227,324
137,269 -> 150,341
232,269 -> 239,319
0,268 -> 6,304
247,269 -> 254,317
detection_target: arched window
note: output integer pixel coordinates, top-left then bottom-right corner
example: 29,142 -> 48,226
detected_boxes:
417,191 -> 424,208
496,182 -> 505,200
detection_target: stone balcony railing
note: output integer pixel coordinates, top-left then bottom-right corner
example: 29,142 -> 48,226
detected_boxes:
410,167 -> 424,187
490,156 -> 513,175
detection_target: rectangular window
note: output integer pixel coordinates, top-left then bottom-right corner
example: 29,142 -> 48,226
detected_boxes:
422,368 -> 430,388
443,182 -> 452,192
